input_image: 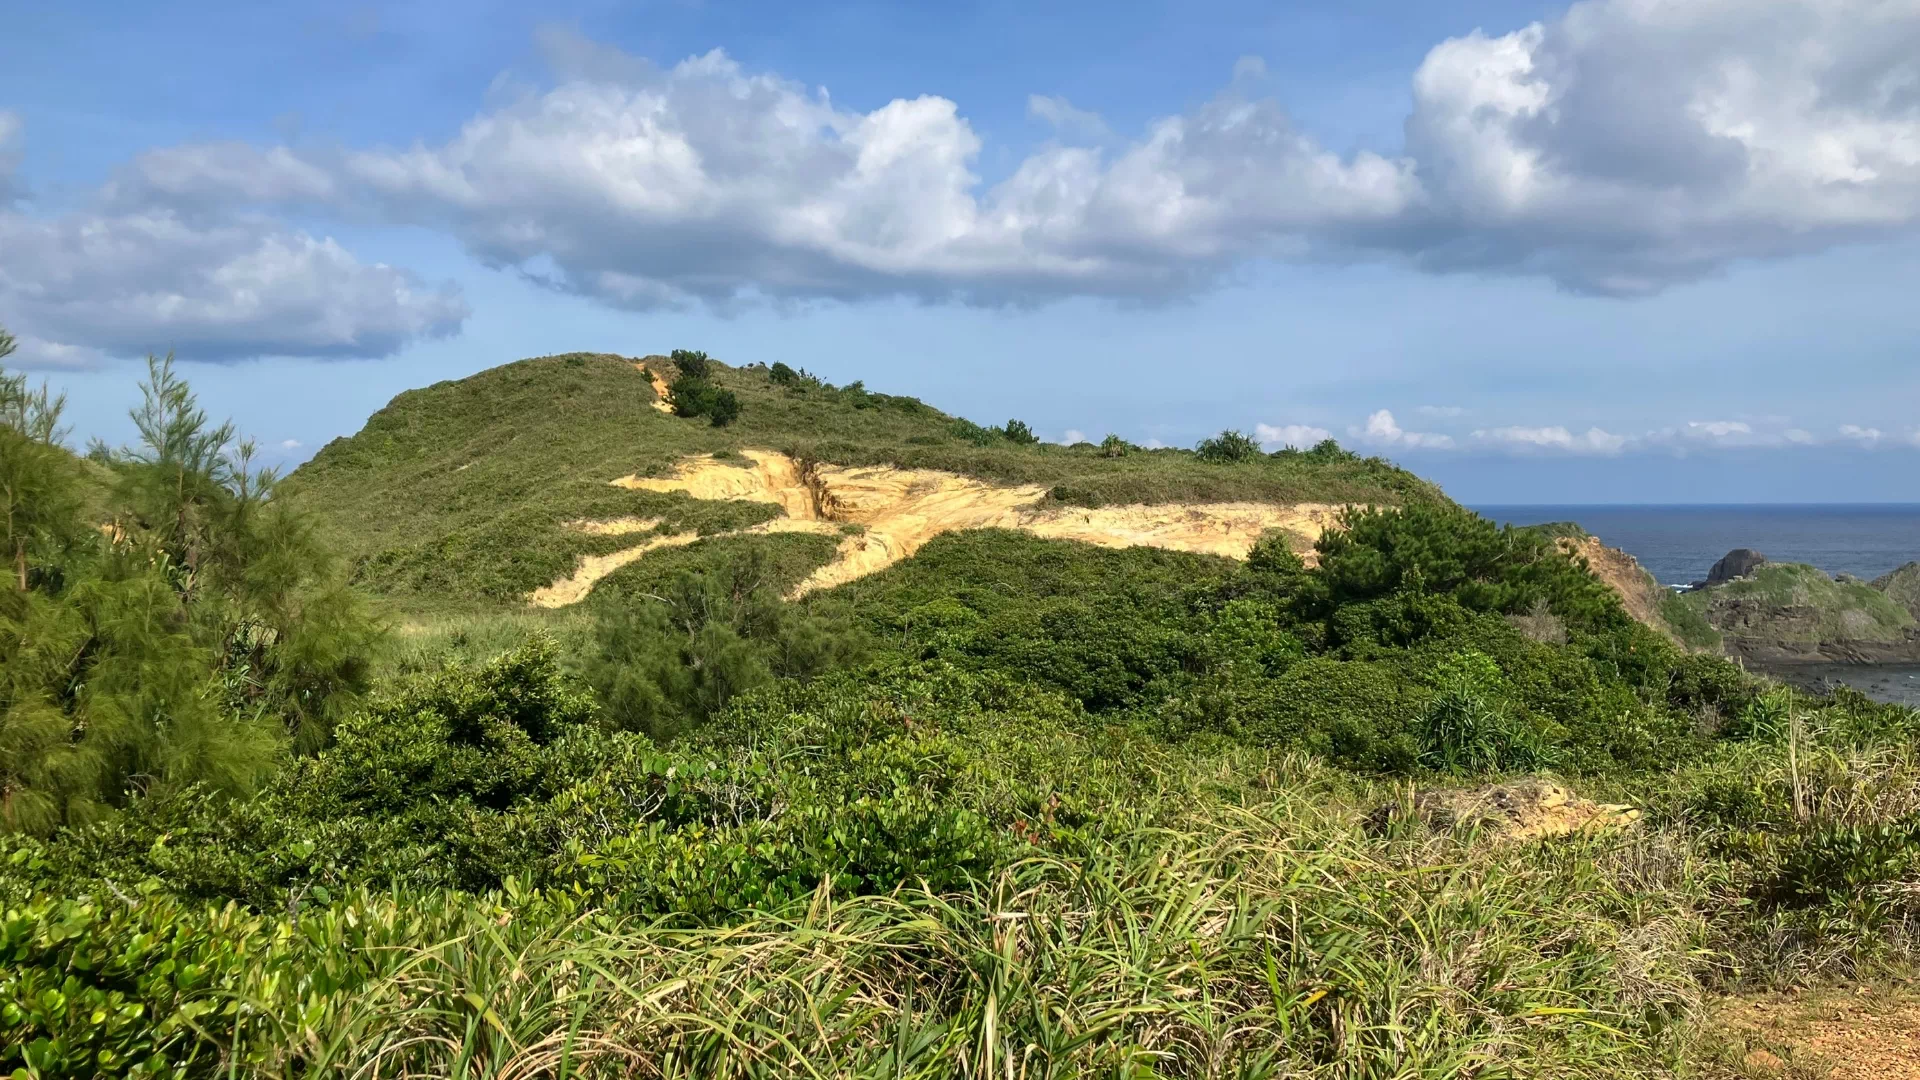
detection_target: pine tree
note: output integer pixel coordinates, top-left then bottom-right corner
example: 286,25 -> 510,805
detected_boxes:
1,339 -> 381,833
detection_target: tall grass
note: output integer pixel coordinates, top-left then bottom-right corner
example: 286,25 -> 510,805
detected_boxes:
10,766 -> 1729,1078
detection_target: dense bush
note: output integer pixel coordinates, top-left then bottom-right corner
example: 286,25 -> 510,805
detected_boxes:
583,547 -> 864,738
1195,429 -> 1261,463
667,374 -> 742,426
669,348 -> 712,380
1001,418 -> 1039,445
2,354 -> 377,835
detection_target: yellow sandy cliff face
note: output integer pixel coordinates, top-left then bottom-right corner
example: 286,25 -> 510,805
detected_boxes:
532,450 -> 1357,606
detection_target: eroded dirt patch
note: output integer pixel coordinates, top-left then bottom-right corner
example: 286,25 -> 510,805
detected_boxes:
1368,778 -> 1641,843
540,450 -> 1353,605
635,363 -> 676,414
1711,987 -> 1920,1078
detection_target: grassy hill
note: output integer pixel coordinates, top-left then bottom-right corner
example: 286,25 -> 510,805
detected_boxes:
1670,561 -> 1917,656
15,346 -> 1920,1077
286,351 -> 1440,608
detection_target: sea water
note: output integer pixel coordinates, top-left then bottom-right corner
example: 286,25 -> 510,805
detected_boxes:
1473,504 -> 1920,587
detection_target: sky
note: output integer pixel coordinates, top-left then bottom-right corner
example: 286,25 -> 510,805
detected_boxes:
2,0 -> 1917,504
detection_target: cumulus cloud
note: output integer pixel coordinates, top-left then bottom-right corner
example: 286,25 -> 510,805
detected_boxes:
1027,95 -> 1110,142
1839,424 -> 1885,443
1255,422 -> 1333,449
0,207 -> 469,367
115,0 -> 1920,308
1352,410 -> 1454,450
280,439 -> 303,450
1398,0 -> 1920,294
1472,424 -> 1628,454
1058,428 -> 1088,445
1416,405 -> 1465,418
0,116 -> 467,369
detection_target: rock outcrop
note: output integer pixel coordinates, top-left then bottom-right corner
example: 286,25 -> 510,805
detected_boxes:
1704,548 -> 1768,587
1873,561 -> 1920,621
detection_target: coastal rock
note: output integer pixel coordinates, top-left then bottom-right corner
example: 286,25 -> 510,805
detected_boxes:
1706,548 -> 1768,586
1872,561 -> 1920,621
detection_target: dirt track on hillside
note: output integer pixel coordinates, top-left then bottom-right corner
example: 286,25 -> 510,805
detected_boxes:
530,450 -> 1352,605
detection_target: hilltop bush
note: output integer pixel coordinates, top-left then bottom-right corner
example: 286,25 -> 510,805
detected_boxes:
1001,418 -> 1039,445
669,348 -> 712,379
1196,429 -> 1261,463
667,375 -> 742,427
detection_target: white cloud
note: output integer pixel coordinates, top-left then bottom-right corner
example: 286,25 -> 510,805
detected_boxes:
1839,424 -> 1885,443
1687,421 -> 1753,439
126,1 -> 1920,306
1472,424 -> 1628,455
280,438 -> 303,450
1027,95 -> 1110,142
1416,405 -> 1465,418
1058,428 -> 1088,445
1400,0 -> 1920,294
1254,422 -> 1333,449
1352,409 -> 1454,450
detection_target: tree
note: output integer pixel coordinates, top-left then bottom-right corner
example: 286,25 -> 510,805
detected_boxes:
670,349 -> 713,380
668,375 -> 743,427
1002,419 -> 1039,445
1,349 -> 379,833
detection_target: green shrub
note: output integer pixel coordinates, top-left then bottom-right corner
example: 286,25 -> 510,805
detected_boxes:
669,349 -> 712,379
667,375 -> 742,426
1195,429 -> 1260,463
1002,419 -> 1039,445
1099,433 -> 1129,458
1414,649 -> 1552,773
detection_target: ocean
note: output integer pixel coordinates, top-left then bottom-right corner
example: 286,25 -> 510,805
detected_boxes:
1472,504 -> 1920,588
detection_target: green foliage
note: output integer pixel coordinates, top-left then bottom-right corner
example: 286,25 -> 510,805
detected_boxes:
1,352 -> 377,835
668,348 -> 712,380
1001,419 -> 1039,445
668,374 -> 742,427
1099,433 -> 1129,457
1414,649 -> 1552,773
1195,428 -> 1260,463
1314,503 -> 1629,632
583,546 -> 864,738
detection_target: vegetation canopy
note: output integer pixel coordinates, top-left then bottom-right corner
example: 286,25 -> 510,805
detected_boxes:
4,333 -> 1918,1077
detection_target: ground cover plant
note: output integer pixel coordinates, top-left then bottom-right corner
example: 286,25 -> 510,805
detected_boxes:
5,337 -> 1919,1077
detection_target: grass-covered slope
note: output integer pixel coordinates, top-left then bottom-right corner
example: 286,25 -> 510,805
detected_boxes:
285,353 -> 1441,607
1672,562 -> 1917,656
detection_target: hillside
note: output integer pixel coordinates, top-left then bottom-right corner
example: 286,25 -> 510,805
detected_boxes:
286,352 -> 1441,608
1669,560 -> 1919,661
13,348 -> 1920,1077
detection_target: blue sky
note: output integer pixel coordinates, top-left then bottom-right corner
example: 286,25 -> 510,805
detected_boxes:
3,0 -> 1917,503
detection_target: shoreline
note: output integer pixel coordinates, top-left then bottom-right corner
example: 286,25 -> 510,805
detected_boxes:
1741,657 -> 1920,708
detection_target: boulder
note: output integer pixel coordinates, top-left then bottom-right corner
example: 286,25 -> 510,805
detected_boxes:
1705,548 -> 1768,586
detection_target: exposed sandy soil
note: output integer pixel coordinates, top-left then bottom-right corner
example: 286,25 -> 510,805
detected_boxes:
634,363 -> 676,414
1711,986 -> 1920,1078
540,450 -> 1353,605
1561,535 -> 1676,642
1370,779 -> 1641,843
529,532 -> 700,607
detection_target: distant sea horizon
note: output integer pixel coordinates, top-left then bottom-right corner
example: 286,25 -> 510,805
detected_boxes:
1471,504 -> 1920,587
